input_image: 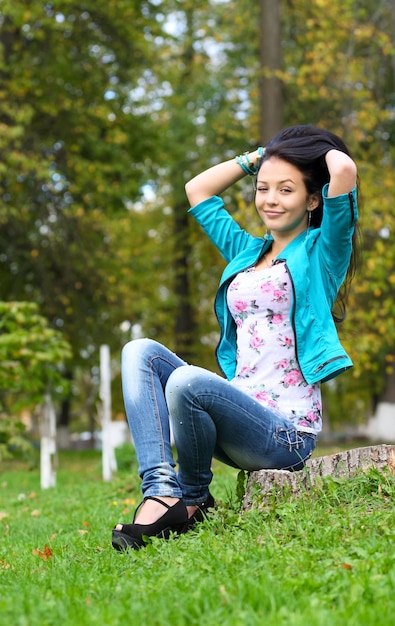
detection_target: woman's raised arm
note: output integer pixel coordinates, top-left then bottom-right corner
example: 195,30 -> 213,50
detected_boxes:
185,149 -> 263,207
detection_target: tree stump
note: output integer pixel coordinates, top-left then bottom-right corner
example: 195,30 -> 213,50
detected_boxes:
243,444 -> 395,510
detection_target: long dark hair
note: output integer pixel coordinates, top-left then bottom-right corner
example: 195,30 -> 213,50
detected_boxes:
262,124 -> 360,323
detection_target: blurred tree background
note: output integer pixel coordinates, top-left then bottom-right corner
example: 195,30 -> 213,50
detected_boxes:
1,0 -> 395,440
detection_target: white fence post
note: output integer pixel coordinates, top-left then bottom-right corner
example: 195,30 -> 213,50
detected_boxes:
100,344 -> 117,481
40,393 -> 57,489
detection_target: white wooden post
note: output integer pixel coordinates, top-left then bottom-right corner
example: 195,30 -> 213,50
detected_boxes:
100,344 -> 117,481
40,393 -> 57,489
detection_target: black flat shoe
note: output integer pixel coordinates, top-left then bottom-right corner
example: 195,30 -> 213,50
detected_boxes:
182,493 -> 215,533
112,496 -> 188,551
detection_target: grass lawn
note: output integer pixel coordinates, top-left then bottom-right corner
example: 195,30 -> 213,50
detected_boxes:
0,442 -> 394,626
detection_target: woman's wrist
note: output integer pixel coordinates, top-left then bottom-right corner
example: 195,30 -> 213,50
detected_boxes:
235,147 -> 265,176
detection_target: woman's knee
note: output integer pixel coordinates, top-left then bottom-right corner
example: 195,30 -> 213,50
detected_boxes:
121,337 -> 156,363
165,365 -> 193,397
165,365 -> 215,402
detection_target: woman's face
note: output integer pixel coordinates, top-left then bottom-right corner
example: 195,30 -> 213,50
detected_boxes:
255,157 -> 318,240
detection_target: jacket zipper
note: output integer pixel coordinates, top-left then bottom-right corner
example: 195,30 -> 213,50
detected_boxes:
313,355 -> 347,374
283,262 -> 303,376
348,191 -> 355,225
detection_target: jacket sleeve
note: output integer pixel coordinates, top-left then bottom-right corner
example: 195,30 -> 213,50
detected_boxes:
318,184 -> 358,283
188,196 -> 257,263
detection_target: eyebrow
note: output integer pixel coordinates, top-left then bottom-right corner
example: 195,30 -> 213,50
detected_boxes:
256,178 -> 296,185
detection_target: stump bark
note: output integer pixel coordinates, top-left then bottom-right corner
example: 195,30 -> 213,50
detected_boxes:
243,444 -> 395,510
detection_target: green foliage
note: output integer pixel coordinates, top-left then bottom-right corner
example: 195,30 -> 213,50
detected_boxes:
0,0 -> 157,367
114,442 -> 138,472
0,300 -> 71,458
0,301 -> 72,405
0,416 -> 35,462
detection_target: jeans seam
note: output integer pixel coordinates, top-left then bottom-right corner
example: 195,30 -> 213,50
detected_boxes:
149,355 -> 167,463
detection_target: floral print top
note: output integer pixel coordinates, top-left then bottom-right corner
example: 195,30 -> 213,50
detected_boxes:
227,262 -> 322,434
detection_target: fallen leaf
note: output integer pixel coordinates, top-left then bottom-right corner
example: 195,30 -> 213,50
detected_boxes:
31,510 -> 40,517
77,529 -> 88,535
0,512 -> 8,520
32,545 -> 53,561
342,563 -> 353,570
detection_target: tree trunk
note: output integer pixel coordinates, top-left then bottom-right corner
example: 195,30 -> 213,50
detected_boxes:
173,199 -> 195,361
56,370 -> 73,449
259,0 -> 284,143
243,444 -> 395,509
391,1 -> 395,88
171,8 -> 196,362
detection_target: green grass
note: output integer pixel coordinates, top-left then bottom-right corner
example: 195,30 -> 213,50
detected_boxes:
0,445 -> 394,626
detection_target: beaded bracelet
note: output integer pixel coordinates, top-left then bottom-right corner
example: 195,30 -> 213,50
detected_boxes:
235,146 -> 265,175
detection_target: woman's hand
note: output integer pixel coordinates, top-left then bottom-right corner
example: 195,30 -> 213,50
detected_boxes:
325,149 -> 357,197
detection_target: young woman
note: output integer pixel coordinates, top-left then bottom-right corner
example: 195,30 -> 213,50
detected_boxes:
112,125 -> 359,551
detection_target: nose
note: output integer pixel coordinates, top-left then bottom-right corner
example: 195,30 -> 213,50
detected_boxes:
266,189 -> 278,205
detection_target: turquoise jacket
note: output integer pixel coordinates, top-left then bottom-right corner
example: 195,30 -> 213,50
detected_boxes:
189,183 -> 358,385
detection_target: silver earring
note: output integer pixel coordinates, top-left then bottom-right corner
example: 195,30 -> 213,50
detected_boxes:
307,211 -> 312,229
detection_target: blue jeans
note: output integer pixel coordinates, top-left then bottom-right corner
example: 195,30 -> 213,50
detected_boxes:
121,338 -> 316,506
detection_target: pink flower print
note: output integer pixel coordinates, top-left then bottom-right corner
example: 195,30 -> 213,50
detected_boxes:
275,358 -> 289,370
234,300 -> 248,313
250,332 -> 263,349
306,410 -> 319,423
283,369 -> 303,386
278,335 -> 293,349
272,288 -> 287,302
238,365 -> 257,379
271,280 -> 289,301
266,309 -> 284,325
254,390 -> 279,410
232,299 -> 259,325
260,281 -> 275,296
248,321 -> 264,353
298,419 -> 311,428
229,280 -> 240,291
255,390 -> 269,402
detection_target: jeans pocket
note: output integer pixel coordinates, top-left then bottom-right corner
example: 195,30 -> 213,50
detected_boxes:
272,426 -> 316,471
274,425 -> 309,451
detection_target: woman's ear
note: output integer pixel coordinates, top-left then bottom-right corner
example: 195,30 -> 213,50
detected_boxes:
308,193 -> 320,212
